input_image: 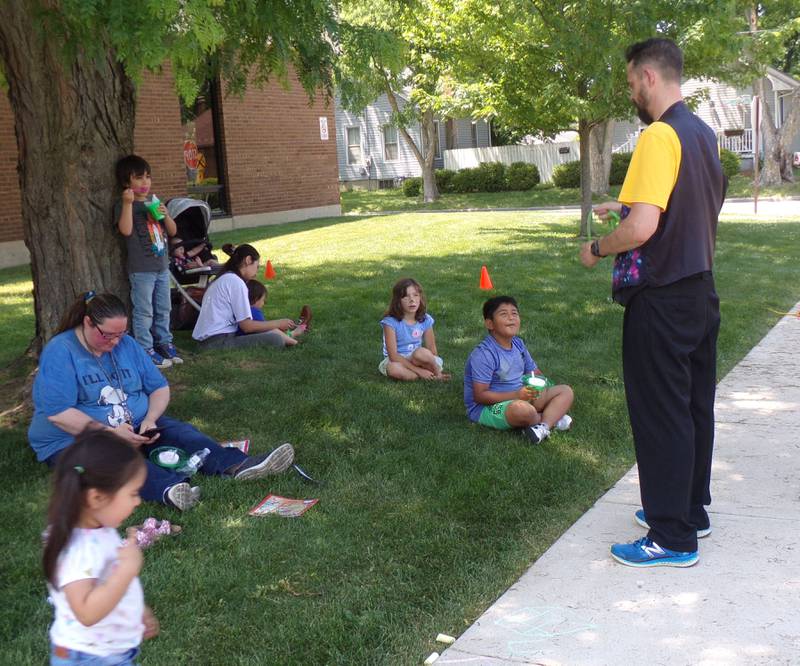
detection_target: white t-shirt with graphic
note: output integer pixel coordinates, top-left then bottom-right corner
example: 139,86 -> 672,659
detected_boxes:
48,527 -> 144,655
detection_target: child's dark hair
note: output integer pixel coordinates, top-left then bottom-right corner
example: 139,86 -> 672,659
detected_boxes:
56,292 -> 128,336
246,279 -> 267,305
384,278 -> 427,322
43,429 -> 145,585
115,154 -> 151,189
483,295 -> 519,320
221,244 -> 260,278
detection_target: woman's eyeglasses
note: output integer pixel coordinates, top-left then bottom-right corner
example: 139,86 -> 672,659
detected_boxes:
94,324 -> 127,341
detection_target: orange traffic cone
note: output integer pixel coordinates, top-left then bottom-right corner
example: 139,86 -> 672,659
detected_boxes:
264,260 -> 276,280
479,265 -> 493,290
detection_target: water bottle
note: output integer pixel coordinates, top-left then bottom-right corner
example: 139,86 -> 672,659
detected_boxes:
178,448 -> 210,476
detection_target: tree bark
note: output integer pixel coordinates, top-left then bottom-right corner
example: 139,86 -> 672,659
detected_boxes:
578,118 -> 593,237
0,0 -> 135,353
589,119 -> 614,194
384,85 -> 440,202
755,79 -> 800,186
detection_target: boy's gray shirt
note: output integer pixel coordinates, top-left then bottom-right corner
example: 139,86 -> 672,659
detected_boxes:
113,200 -> 170,274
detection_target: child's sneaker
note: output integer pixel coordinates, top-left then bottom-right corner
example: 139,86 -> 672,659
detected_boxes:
297,304 -> 312,331
523,423 -> 550,445
610,537 -> 698,568
147,348 -> 172,369
157,343 -> 183,365
555,414 -> 573,431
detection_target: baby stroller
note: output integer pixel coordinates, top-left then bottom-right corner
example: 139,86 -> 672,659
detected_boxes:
166,198 -> 220,330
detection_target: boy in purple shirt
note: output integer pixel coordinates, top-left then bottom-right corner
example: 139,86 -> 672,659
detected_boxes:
464,296 -> 574,444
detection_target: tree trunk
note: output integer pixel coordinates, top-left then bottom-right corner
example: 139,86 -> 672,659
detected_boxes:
589,119 -> 614,194
383,85 -> 439,202
754,79 -> 800,186
0,1 -> 135,353
419,109 -> 439,203
578,119 -> 593,237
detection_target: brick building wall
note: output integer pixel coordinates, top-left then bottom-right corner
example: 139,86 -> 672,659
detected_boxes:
0,94 -> 24,244
220,76 -> 340,216
133,67 -> 187,202
0,69 -> 185,247
0,67 -> 341,264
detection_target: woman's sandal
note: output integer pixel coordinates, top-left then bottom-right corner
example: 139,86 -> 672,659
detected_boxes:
134,518 -> 182,548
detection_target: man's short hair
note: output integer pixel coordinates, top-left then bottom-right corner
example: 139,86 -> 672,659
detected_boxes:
483,296 -> 519,320
625,38 -> 683,82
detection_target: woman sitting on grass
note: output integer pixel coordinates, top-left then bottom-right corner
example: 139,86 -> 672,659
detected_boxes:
28,292 -> 295,512
192,243 -> 311,350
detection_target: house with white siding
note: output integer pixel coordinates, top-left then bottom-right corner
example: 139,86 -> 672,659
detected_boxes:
335,92 -> 491,188
613,67 -> 800,163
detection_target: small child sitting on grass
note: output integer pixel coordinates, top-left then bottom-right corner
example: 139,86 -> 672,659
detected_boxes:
236,280 -> 310,346
464,296 -> 574,444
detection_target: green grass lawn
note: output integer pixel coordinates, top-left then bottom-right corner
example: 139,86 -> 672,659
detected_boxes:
1,211 -> 799,664
340,169 -> 800,214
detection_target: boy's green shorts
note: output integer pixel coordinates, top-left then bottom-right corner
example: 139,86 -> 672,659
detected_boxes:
478,400 -> 515,430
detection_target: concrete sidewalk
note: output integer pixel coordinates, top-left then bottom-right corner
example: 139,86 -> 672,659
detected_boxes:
439,304 -> 800,666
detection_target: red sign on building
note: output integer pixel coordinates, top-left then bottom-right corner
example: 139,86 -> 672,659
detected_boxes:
183,140 -> 200,169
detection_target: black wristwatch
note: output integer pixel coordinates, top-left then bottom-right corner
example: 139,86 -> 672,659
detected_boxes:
590,239 -> 604,258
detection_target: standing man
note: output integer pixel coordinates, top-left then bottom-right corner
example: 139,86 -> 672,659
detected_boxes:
580,38 -> 727,567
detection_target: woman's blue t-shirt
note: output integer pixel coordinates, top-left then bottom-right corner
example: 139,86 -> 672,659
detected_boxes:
380,313 -> 434,357
28,330 -> 168,461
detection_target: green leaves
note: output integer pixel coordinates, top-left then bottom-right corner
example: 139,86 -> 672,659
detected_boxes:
31,0 -> 338,104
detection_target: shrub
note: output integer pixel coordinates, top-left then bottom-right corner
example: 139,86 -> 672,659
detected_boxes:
720,148 -> 741,178
402,177 -> 422,197
609,152 -> 632,186
451,167 -> 481,193
505,162 -> 540,190
435,169 -> 456,194
474,162 -> 507,192
551,160 -> 581,188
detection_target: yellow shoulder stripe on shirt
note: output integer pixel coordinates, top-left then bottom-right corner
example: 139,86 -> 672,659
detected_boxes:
618,122 -> 681,211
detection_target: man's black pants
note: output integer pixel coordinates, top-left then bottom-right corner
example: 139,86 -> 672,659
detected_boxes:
622,272 -> 720,552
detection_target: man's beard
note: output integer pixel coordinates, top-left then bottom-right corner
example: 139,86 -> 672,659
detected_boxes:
633,96 -> 654,125
634,101 -> 654,126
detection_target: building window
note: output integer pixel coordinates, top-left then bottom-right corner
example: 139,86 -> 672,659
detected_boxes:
471,121 -> 478,148
346,127 -> 362,165
383,125 -> 399,161
180,79 -> 227,215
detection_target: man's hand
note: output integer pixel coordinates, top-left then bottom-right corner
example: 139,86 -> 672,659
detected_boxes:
580,242 -> 601,268
593,201 -> 622,221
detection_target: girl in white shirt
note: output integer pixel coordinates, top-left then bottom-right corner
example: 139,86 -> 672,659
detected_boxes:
192,243 -> 310,349
44,430 -> 158,665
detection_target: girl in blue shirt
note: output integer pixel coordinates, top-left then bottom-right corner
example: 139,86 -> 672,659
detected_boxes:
379,278 -> 449,381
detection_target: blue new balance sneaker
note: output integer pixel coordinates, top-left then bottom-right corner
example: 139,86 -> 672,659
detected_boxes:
610,537 -> 698,568
634,509 -> 711,538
